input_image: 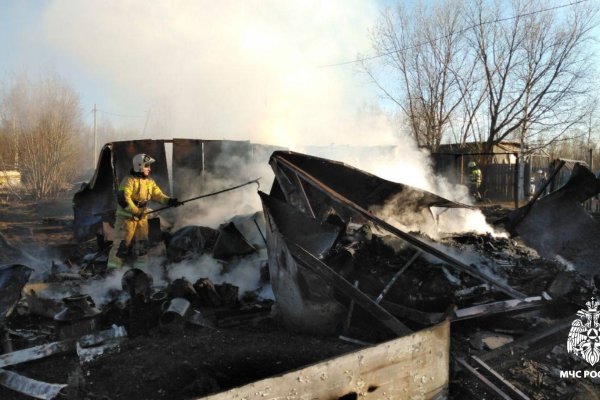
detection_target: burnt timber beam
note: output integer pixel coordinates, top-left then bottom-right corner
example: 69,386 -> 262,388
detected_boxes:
286,240 -> 413,336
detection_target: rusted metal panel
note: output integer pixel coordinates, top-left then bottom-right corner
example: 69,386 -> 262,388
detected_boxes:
510,163 -> 600,277
172,139 -> 204,199
199,320 -> 450,400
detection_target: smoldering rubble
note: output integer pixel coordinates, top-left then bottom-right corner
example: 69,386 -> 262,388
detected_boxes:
1,143 -> 600,399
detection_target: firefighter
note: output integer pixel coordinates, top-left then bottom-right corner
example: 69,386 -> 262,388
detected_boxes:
467,161 -> 482,201
107,153 -> 182,270
534,169 -> 548,196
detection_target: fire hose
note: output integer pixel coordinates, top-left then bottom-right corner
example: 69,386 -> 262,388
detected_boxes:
144,177 -> 261,215
93,178 -> 261,217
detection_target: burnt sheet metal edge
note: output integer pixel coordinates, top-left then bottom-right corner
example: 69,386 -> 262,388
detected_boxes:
271,154 -> 527,300
0,326 -> 127,369
0,340 -> 76,369
0,264 -> 33,322
286,239 -> 412,336
72,145 -> 114,242
510,163 -> 600,277
259,191 -> 341,256
0,368 -> 66,400
452,297 -> 545,321
261,192 -> 349,335
270,151 -> 474,211
260,191 -> 450,328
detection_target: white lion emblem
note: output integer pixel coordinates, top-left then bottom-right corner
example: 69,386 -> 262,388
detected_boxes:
568,298 -> 600,366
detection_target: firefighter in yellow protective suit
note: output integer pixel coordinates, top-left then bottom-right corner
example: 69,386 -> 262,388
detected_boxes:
467,161 -> 483,201
107,153 -> 182,270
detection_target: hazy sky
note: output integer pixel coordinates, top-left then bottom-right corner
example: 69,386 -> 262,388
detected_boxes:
0,0 -> 401,147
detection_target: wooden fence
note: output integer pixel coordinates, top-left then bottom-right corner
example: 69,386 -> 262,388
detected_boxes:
431,152 -> 553,204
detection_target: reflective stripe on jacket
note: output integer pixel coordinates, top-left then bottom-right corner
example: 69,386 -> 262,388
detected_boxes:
469,168 -> 482,185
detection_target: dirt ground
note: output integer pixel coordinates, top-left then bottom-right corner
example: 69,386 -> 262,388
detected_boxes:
0,194 -> 363,400
2,321 -> 359,400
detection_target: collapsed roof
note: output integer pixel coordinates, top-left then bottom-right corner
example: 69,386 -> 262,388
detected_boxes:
266,151 -> 526,303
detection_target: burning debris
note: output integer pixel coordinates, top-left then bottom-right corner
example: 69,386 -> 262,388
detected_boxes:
262,151 -> 599,398
0,143 -> 599,399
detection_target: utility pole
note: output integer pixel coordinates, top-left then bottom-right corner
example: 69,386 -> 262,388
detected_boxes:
12,117 -> 18,170
93,104 -> 97,169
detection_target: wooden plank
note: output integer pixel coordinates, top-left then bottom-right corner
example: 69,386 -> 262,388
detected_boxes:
200,321 -> 449,400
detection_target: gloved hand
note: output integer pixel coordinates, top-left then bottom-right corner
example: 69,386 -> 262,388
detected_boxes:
133,208 -> 145,220
168,197 -> 183,207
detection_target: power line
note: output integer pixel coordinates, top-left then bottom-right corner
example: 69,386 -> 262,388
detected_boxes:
319,0 -> 589,68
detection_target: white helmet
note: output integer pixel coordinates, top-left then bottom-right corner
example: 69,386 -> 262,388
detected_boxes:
132,153 -> 155,172
468,161 -> 477,168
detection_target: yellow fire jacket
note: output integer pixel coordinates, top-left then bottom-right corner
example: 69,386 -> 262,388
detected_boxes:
115,172 -> 170,219
469,168 -> 482,186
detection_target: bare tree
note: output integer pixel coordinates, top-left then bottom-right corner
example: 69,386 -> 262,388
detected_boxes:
366,0 -> 598,158
0,74 -> 85,199
465,0 -> 599,155
364,0 -> 473,151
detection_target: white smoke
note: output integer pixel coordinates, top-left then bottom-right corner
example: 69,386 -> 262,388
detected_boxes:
2,1 -> 511,314
40,0 -> 500,236
167,249 -> 269,297
297,144 -> 504,237
168,160 -> 271,231
42,0 -> 389,147
80,268 -> 128,307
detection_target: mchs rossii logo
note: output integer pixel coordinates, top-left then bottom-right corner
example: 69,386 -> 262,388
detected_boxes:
567,298 -> 600,366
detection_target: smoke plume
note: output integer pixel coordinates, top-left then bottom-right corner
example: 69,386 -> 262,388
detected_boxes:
43,0 -> 388,146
